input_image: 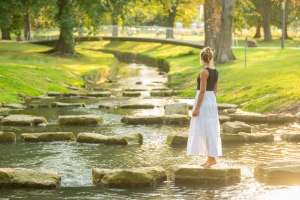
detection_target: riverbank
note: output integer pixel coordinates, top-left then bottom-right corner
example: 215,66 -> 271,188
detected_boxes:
0,41 -> 118,103
90,41 -> 299,114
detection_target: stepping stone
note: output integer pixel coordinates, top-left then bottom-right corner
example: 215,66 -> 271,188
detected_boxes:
166,134 -> 188,146
120,103 -> 155,109
47,92 -> 62,97
86,92 -> 111,97
166,132 -> 273,146
222,133 -> 274,144
254,161 -> 300,185
51,102 -> 86,108
229,113 -> 295,123
150,90 -> 173,97
164,103 -> 189,115
151,88 -> 170,91
3,103 -> 25,109
31,95 -> 55,100
76,132 -> 143,145
217,103 -> 238,110
58,115 -> 102,125
62,92 -> 79,97
280,131 -> 300,142
296,112 -> 300,120
121,115 -> 190,125
92,166 -> 167,188
98,103 -> 117,109
21,132 -> 75,142
0,132 -> 16,143
222,121 -> 252,134
219,115 -> 231,123
0,168 -> 61,189
163,114 -> 190,125
27,104 -> 51,109
122,91 -> 141,97
221,133 -> 245,144
121,116 -> 163,125
172,165 -> 241,185
239,132 -> 274,143
1,115 -> 47,126
124,88 -> 147,92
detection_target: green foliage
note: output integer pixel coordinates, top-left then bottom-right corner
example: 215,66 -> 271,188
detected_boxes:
102,41 -> 300,113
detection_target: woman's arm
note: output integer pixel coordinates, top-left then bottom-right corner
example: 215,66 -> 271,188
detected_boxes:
214,80 -> 218,96
192,69 -> 208,117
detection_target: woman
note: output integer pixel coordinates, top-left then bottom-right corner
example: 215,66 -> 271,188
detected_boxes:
186,47 -> 222,168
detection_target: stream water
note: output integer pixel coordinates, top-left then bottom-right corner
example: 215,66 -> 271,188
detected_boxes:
0,63 -> 300,200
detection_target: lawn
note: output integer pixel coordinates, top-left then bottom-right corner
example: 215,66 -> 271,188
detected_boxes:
100,41 -> 300,113
0,41 -> 118,103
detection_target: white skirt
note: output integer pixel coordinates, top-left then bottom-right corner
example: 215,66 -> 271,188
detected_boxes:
186,90 -> 222,157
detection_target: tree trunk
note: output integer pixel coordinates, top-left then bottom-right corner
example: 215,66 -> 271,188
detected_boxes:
216,0 -> 236,64
253,20 -> 261,38
165,0 -> 179,39
262,0 -> 272,41
54,0 -> 75,56
204,0 -> 221,50
1,28 -> 11,40
23,13 -> 31,41
111,12 -> 118,37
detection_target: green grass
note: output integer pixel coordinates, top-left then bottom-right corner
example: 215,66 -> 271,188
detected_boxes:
0,41 -> 118,103
234,38 -> 300,48
100,41 -> 300,113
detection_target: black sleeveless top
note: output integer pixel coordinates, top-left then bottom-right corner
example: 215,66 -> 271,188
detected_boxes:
197,68 -> 219,91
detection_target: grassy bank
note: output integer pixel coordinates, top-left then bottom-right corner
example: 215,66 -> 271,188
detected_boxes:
95,41 -> 299,113
0,41 -> 118,103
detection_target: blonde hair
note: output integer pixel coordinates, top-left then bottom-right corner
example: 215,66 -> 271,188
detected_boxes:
200,47 -> 214,66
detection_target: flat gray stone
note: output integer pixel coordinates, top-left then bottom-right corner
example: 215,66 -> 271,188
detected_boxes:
121,116 -> 163,125
58,115 -> 102,125
172,165 -> 241,185
47,92 -> 62,97
222,121 -> 252,134
21,132 -> 75,142
120,103 -> 155,109
124,88 -> 147,92
62,92 -> 79,97
86,92 -> 111,97
164,103 -> 189,115
217,103 -> 238,110
51,102 -> 85,108
280,131 -> 300,142
150,90 -> 173,97
238,132 -> 274,143
3,103 -> 25,109
296,112 -> 300,120
76,132 -> 143,145
229,113 -> 295,123
98,103 -> 117,109
219,115 -> 231,123
0,132 -> 16,143
122,91 -> 141,97
163,114 -> 190,125
254,161 -> 300,185
0,168 -> 61,189
92,166 -> 167,188
166,134 -> 188,146
1,115 -> 47,126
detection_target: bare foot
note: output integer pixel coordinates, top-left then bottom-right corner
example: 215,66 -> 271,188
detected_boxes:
200,161 -> 208,167
203,160 -> 217,168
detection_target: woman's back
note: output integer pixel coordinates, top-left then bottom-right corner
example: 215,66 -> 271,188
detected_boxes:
197,68 -> 218,91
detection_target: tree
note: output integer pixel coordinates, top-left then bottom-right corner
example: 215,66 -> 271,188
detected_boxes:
216,0 -> 236,63
52,0 -> 105,56
0,0 -> 22,40
104,0 -> 131,36
262,0 -> 273,41
204,0 -> 221,50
